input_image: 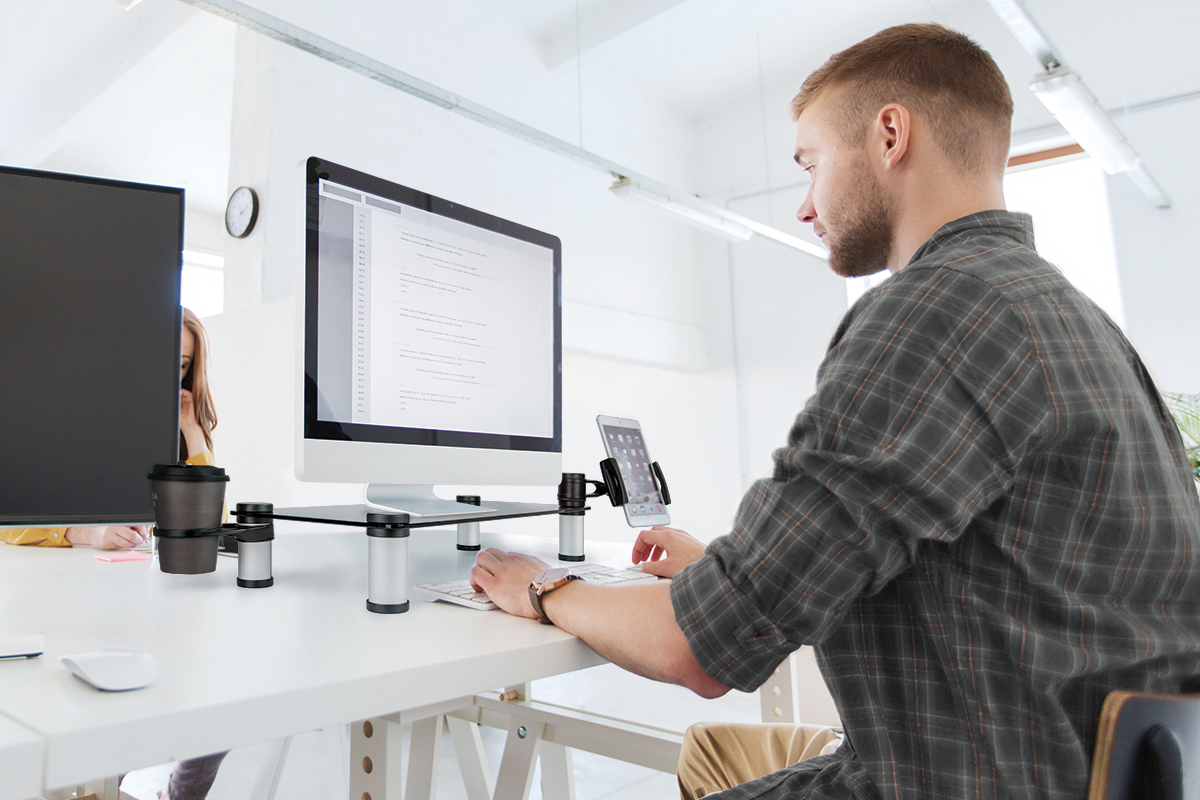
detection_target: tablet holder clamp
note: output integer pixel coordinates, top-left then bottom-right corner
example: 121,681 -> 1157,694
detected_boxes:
555,460 -> 671,562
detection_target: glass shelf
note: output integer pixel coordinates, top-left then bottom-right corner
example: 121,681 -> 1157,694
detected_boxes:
240,501 -> 575,530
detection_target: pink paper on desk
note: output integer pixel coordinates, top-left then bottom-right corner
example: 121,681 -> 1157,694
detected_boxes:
95,551 -> 151,562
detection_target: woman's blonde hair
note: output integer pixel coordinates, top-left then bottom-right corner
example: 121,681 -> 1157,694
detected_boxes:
181,307 -> 218,459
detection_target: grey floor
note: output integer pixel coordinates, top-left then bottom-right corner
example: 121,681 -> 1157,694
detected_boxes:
120,663 -> 764,800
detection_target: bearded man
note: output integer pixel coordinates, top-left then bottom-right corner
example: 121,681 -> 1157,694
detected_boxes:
470,23 -> 1200,800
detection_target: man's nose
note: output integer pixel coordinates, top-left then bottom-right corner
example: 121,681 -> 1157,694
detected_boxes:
796,187 -> 816,224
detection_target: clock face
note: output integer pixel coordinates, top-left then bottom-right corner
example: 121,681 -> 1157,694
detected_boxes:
225,186 -> 259,238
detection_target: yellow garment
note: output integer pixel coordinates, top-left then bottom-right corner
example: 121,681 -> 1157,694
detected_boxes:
676,723 -> 843,800
0,450 -> 215,547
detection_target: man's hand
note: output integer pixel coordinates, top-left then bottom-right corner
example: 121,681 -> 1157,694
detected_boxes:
469,549 -> 551,619
65,526 -> 150,550
632,526 -> 706,578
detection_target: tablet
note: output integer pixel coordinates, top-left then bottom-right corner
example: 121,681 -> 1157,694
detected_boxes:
596,415 -> 671,527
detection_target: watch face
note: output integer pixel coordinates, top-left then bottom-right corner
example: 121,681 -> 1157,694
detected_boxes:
535,567 -> 570,585
225,186 -> 258,238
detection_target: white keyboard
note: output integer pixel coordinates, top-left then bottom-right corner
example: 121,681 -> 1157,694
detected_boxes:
415,563 -> 659,611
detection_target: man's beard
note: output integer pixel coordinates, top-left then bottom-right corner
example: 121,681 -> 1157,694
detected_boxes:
823,162 -> 896,279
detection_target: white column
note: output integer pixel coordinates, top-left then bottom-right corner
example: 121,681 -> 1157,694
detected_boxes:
223,22 -> 274,311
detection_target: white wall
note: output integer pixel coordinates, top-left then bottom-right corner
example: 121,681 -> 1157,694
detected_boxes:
200,0 -> 747,546
1106,96 -> 1200,393
224,0 -> 710,320
723,192 -> 846,489
34,10 -> 235,220
695,80 -> 845,490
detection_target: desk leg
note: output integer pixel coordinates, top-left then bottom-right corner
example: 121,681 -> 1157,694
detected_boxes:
248,736 -> 292,800
350,718 -> 405,800
446,716 -> 494,800
405,715 -> 443,800
323,724 -> 351,800
539,743 -> 576,800
492,718 -> 544,800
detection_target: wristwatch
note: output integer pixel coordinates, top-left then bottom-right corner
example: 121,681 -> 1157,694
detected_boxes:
528,567 -> 584,624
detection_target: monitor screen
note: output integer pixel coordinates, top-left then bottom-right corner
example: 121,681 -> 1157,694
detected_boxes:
0,166 -> 183,526
300,157 -> 562,493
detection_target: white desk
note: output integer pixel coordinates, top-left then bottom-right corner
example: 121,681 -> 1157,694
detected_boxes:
0,527 -> 608,794
0,714 -> 43,800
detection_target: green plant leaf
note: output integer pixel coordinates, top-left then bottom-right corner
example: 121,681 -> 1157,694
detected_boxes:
1163,393 -> 1200,448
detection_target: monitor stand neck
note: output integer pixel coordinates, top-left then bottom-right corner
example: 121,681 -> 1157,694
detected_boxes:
364,484 -> 494,519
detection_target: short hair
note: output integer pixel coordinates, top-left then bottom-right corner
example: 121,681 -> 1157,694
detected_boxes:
791,23 -> 1013,176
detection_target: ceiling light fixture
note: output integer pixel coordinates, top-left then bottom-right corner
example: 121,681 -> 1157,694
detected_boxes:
986,0 -> 1170,209
1029,69 -> 1169,210
610,178 -> 753,242
1029,69 -> 1135,173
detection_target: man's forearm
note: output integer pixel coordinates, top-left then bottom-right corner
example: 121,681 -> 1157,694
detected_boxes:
541,579 -> 730,698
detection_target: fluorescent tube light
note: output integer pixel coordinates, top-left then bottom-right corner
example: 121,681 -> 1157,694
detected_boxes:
1029,69 -> 1137,174
1124,162 -> 1171,210
986,0 -> 1169,210
610,178 -> 754,242
1029,68 -> 1169,208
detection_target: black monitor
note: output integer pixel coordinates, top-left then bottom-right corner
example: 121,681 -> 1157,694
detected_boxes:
0,166 -> 183,526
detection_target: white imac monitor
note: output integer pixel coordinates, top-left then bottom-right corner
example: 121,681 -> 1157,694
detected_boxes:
297,157 -> 562,517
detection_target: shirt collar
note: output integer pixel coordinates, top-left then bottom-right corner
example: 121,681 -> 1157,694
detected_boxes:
906,210 -> 1036,267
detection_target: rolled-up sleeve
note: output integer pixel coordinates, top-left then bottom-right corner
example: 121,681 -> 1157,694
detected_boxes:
670,268 -> 1048,692
0,528 -> 71,547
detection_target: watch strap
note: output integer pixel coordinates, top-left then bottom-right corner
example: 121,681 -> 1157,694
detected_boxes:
528,573 -> 582,624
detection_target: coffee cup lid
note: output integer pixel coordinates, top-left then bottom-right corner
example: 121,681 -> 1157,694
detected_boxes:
148,463 -> 230,482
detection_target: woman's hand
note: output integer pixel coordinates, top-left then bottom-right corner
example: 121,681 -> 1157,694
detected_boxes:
65,526 -> 150,549
180,388 -> 207,459
631,526 -> 707,578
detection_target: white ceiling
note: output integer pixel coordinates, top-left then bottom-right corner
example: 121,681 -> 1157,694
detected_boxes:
4,0 -> 1197,222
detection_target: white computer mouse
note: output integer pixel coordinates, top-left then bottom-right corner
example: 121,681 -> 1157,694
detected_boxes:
61,648 -> 158,691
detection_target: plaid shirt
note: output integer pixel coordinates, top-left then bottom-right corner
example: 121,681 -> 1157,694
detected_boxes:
672,211 -> 1200,800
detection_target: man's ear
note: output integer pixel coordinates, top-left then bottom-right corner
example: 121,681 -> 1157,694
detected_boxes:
875,104 -> 911,170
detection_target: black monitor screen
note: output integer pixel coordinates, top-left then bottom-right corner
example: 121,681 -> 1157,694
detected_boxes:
303,156 -> 562,454
0,166 -> 183,526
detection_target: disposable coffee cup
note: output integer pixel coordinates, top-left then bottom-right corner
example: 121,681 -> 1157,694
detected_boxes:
155,531 -> 221,575
147,463 -> 228,531
148,463 -> 229,575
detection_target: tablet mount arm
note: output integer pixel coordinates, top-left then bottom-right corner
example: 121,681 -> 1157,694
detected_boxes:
555,460 -> 671,562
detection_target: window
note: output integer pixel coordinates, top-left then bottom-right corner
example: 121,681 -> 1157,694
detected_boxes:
181,250 -> 224,318
845,153 -> 1124,329
1003,155 -> 1124,327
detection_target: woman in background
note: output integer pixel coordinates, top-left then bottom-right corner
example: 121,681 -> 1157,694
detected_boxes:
1,308 -> 218,549
0,308 -> 230,800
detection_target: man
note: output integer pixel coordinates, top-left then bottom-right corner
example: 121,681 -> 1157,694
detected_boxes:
471,23 -> 1200,799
